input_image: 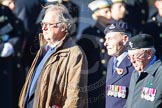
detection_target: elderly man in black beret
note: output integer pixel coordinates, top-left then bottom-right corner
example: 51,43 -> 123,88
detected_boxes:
124,33 -> 162,108
104,20 -> 134,108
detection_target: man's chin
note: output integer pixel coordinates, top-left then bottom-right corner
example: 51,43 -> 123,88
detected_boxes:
108,52 -> 114,56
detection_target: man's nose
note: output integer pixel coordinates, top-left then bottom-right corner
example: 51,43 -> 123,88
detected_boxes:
42,26 -> 48,31
104,40 -> 108,46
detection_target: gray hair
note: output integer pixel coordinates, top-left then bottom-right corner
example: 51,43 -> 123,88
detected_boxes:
120,32 -> 132,38
142,47 -> 156,55
43,4 -> 75,34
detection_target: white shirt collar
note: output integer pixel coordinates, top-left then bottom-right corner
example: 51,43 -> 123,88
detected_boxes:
46,41 -> 60,51
115,51 -> 128,67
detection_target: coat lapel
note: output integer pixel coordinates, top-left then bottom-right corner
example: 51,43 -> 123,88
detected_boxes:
107,57 -> 132,84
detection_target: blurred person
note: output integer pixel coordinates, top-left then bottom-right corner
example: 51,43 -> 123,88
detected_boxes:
0,0 -> 15,10
0,3 -> 25,108
108,0 -> 133,33
104,20 -> 134,108
109,0 -> 126,21
125,0 -> 149,33
14,0 -> 42,73
142,0 -> 162,60
61,0 -> 80,38
18,4 -> 88,108
109,0 -> 142,35
76,0 -> 112,107
124,33 -> 162,108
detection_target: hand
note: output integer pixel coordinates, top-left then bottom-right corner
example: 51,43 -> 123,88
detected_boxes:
1,42 -> 14,57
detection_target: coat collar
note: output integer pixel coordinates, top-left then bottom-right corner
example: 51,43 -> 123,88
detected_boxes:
38,33 -> 75,55
145,59 -> 162,76
38,33 -> 75,67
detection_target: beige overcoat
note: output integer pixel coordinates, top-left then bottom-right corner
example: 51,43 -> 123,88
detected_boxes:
19,33 -> 88,108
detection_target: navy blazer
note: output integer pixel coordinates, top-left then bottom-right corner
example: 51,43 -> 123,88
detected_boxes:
106,56 -> 134,108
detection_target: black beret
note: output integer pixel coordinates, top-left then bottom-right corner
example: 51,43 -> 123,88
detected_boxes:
104,20 -> 129,34
126,33 -> 154,50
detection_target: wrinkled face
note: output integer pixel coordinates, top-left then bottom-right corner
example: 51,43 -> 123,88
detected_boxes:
104,32 -> 128,57
111,2 -> 126,20
93,7 -> 112,24
128,49 -> 151,72
41,11 -> 65,45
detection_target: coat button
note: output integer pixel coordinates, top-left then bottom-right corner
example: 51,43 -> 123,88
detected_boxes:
101,59 -> 106,64
100,38 -> 104,43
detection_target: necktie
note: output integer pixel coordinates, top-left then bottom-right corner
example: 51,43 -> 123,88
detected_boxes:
113,58 -> 118,73
43,45 -> 50,56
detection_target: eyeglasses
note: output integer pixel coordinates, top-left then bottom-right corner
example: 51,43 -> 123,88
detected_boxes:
127,50 -> 146,60
40,21 -> 62,28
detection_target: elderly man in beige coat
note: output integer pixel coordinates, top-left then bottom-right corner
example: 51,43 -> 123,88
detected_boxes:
19,4 -> 88,108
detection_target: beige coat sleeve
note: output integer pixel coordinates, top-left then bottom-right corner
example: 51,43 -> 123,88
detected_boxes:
63,51 -> 88,108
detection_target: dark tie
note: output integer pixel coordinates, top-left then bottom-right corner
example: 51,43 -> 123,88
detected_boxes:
137,72 -> 148,83
113,58 -> 118,74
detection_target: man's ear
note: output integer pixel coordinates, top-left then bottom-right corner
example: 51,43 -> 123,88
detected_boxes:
147,49 -> 153,59
123,35 -> 128,45
61,23 -> 66,32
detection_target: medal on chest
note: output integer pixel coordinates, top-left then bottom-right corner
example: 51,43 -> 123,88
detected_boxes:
141,81 -> 157,101
107,84 -> 126,98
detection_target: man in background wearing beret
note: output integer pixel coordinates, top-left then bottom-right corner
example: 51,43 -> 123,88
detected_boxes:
77,0 -> 112,108
104,20 -> 134,108
124,33 -> 162,108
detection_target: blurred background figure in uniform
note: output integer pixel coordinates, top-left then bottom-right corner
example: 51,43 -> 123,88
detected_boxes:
0,1 -> 25,108
109,0 -> 148,35
142,0 -> 162,60
108,0 -> 136,34
14,0 -> 42,74
37,0 -> 80,40
76,0 -> 112,107
109,0 -> 126,21
125,0 -> 149,34
1,0 -> 15,10
61,0 -> 80,39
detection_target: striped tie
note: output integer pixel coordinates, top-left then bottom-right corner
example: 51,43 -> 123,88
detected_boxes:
113,58 -> 118,73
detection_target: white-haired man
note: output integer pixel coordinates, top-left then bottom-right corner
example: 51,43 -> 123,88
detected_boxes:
19,4 -> 88,108
124,33 -> 162,108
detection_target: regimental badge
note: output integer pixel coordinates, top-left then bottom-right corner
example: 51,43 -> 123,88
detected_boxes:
129,41 -> 133,49
107,85 -> 126,98
109,24 -> 115,29
141,86 -> 156,102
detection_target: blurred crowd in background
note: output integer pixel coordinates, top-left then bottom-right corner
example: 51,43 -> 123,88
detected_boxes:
0,0 -> 161,108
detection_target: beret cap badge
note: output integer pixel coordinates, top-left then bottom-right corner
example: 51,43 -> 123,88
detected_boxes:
126,33 -> 154,50
128,42 -> 133,49
104,20 -> 130,34
109,24 -> 116,29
